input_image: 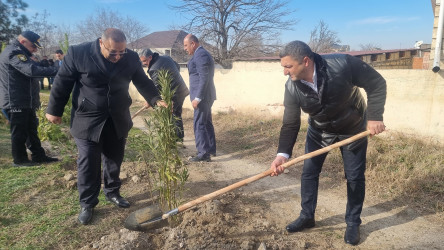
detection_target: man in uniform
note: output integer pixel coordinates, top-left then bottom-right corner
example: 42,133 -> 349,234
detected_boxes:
0,30 -> 59,167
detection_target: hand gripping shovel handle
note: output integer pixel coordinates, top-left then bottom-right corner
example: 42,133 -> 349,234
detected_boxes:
131,106 -> 148,120
156,130 -> 372,221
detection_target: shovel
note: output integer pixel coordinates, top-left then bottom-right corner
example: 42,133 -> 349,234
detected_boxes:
131,106 -> 148,120
124,130 -> 372,231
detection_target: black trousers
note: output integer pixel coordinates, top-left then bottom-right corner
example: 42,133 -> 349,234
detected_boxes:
299,125 -> 368,226
6,108 -> 46,163
172,94 -> 186,139
74,118 -> 126,208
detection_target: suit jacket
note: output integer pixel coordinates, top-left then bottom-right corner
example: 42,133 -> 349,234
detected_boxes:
55,59 -> 63,69
148,53 -> 189,100
46,39 -> 161,142
187,47 -> 216,102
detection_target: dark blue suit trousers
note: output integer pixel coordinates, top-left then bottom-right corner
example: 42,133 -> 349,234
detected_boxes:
194,99 -> 216,158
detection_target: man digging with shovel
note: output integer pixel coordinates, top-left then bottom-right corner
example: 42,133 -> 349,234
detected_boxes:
270,41 -> 386,246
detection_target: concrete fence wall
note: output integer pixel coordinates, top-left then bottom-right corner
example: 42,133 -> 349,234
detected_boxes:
130,61 -> 444,141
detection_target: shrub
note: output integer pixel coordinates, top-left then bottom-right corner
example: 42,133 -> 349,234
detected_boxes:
141,70 -> 189,210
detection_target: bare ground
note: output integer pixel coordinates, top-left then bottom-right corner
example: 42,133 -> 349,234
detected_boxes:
80,108 -> 444,250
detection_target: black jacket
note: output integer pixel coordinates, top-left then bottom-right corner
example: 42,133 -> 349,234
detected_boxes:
148,53 -> 189,100
0,40 -> 58,109
278,53 -> 387,156
46,39 -> 161,142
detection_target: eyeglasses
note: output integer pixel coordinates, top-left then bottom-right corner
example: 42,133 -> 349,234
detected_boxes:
102,42 -> 127,57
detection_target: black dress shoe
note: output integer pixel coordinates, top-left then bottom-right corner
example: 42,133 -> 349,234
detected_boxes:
190,155 -> 211,162
106,194 -> 130,208
286,217 -> 315,233
344,225 -> 360,245
32,155 -> 59,163
78,207 -> 93,225
13,160 -> 38,167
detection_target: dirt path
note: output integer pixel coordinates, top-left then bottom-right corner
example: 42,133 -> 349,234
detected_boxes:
85,113 -> 443,250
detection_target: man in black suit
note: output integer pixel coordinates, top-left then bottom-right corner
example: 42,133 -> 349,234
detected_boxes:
46,28 -> 167,225
183,34 -> 216,162
139,48 -> 189,140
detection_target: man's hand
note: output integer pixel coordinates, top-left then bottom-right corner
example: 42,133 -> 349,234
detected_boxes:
144,101 -> 151,109
46,113 -> 62,124
270,155 -> 288,177
156,100 -> 168,108
367,120 -> 386,135
191,99 -> 200,109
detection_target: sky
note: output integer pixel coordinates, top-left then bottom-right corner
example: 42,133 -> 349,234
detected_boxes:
22,0 -> 434,51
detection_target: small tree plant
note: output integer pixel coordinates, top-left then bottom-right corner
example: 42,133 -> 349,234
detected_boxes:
143,70 -> 188,210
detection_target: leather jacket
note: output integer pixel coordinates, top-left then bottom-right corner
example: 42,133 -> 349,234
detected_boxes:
278,53 -> 386,156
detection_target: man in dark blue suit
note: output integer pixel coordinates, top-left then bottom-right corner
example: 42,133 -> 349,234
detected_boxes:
183,34 -> 216,162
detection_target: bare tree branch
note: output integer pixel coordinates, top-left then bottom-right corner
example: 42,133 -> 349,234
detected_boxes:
25,10 -> 57,56
308,20 -> 341,53
359,43 -> 382,51
171,0 -> 297,68
76,7 -> 148,46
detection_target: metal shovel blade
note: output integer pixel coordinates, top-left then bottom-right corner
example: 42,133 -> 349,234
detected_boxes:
124,205 -> 167,231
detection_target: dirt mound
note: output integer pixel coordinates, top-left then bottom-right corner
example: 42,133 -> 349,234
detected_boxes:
81,193 -> 310,250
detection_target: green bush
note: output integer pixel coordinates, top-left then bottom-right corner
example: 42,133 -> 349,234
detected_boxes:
37,106 -> 67,142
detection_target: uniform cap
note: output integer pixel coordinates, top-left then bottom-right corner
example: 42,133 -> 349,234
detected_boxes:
21,31 -> 42,49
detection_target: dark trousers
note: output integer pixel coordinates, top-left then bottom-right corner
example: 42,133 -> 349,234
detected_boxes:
6,109 -> 46,163
48,77 -> 54,90
300,126 -> 367,226
193,99 -> 216,158
74,119 -> 126,208
39,78 -> 44,90
172,94 -> 186,139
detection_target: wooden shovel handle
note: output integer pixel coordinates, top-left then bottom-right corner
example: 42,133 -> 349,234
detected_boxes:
131,106 -> 148,120
176,130 -> 371,214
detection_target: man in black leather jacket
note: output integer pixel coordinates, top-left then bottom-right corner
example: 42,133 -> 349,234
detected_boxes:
270,41 -> 386,246
139,49 -> 190,140
0,31 -> 59,167
46,28 -> 167,225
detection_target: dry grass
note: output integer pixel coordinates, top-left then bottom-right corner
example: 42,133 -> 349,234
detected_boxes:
187,109 -> 444,215
1,105 -> 443,248
366,132 -> 444,213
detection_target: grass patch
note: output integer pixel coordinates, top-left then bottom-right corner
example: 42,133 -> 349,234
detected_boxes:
1,101 -> 443,248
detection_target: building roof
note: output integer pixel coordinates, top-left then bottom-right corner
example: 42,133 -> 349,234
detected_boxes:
237,48 -> 422,61
129,30 -> 188,49
333,48 -> 419,57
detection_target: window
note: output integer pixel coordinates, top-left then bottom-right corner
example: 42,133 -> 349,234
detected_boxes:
165,49 -> 171,56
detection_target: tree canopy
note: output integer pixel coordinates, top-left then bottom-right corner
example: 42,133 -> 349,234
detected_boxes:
0,0 -> 29,46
